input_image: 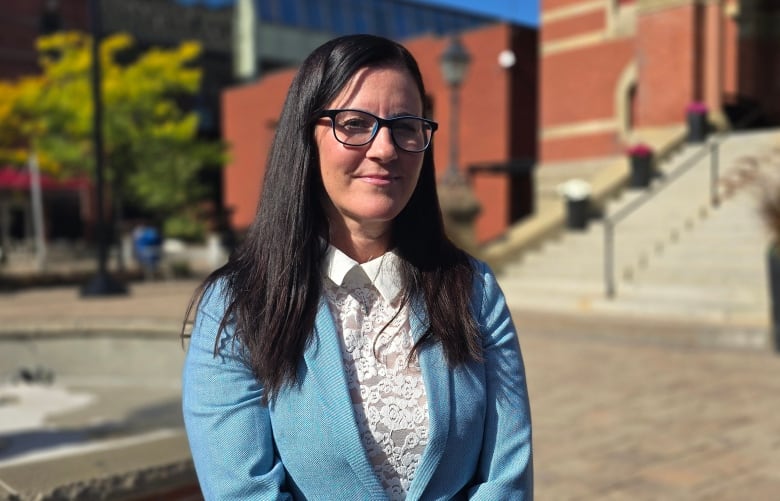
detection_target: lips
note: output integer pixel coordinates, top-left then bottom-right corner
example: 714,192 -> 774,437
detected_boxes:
357,173 -> 398,185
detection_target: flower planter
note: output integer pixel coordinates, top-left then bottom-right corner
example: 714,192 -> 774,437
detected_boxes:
686,102 -> 709,143
627,144 -> 654,189
629,154 -> 653,188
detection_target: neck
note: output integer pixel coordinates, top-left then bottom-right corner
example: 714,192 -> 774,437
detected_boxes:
328,223 -> 392,264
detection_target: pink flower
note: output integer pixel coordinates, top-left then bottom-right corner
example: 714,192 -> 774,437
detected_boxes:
627,143 -> 653,157
686,101 -> 708,114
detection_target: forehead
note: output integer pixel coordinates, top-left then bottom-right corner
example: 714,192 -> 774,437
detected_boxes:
328,65 -> 422,112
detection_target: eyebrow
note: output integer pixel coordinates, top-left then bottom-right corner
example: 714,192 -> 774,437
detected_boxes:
346,108 -> 423,119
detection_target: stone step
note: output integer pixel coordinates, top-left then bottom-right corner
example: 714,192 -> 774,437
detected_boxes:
587,297 -> 769,330
496,127 -> 780,328
502,268 -> 766,304
628,270 -> 766,288
499,276 -> 605,294
502,285 -> 767,333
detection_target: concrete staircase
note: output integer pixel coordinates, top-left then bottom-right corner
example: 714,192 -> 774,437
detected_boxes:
497,128 -> 780,345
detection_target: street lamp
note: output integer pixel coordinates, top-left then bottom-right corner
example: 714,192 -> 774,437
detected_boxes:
439,36 -> 471,182
436,36 -> 480,255
81,0 -> 127,296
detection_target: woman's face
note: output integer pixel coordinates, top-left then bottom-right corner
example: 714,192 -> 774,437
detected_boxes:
315,65 -> 425,240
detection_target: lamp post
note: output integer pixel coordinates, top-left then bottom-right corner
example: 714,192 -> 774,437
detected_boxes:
81,0 -> 127,296
437,36 -> 480,254
440,36 -> 471,183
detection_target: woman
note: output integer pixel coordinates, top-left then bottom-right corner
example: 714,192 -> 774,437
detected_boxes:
182,34 -> 533,500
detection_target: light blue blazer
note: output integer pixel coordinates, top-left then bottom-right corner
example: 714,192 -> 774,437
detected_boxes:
182,260 -> 533,500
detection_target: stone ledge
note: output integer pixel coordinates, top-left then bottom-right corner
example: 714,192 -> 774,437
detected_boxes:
0,435 -> 195,501
0,321 -> 181,340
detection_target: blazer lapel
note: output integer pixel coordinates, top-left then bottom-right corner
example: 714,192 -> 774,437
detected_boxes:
406,298 -> 452,500
302,299 -> 385,497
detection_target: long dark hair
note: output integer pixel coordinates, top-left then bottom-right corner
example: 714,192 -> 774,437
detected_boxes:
186,34 -> 481,401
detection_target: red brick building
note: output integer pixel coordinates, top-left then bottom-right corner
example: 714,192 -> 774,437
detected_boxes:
223,23 -> 538,243
540,0 -> 779,163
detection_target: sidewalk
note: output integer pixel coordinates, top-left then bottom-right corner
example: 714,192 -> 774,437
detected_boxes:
0,278 -> 199,335
1,280 -> 780,499
515,309 -> 780,500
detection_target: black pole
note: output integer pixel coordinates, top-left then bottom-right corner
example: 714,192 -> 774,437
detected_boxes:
446,83 -> 460,180
81,0 -> 127,296
710,139 -> 720,208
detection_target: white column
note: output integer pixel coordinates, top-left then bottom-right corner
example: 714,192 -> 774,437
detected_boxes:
233,0 -> 257,81
28,151 -> 47,271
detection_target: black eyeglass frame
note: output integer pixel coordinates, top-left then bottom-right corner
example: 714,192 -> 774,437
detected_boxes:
319,109 -> 439,153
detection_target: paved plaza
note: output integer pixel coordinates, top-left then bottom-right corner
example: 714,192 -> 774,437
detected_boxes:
1,279 -> 779,499
518,311 -> 780,500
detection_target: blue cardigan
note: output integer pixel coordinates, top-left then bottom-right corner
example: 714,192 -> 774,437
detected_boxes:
182,260 -> 533,500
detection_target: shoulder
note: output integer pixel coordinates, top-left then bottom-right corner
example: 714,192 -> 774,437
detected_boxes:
468,257 -> 499,302
188,277 -> 243,358
196,277 -> 232,322
465,257 -> 512,329
192,278 -> 233,342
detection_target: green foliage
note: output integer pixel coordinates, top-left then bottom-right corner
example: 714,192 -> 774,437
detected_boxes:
163,211 -> 207,242
0,31 -> 226,229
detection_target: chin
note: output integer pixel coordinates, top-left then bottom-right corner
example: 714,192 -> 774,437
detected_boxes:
357,200 -> 407,218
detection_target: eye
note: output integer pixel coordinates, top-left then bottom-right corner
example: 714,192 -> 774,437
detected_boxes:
335,112 -> 374,131
392,118 -> 424,138
394,120 -> 421,133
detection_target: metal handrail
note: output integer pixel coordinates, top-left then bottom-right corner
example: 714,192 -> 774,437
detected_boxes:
603,135 -> 723,298
603,109 -> 766,298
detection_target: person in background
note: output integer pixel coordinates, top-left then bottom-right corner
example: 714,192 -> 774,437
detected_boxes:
132,223 -> 162,279
182,33 -> 533,500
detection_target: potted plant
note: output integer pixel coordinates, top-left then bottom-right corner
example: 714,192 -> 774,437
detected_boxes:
686,101 -> 709,143
759,178 -> 780,351
626,143 -> 654,189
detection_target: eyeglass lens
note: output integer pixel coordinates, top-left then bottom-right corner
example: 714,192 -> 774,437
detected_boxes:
330,110 -> 433,152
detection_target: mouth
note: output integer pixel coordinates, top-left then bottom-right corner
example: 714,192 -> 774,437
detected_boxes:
357,174 -> 399,186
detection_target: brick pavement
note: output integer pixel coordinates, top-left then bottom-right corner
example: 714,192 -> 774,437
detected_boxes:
1,281 -> 780,499
516,310 -> 780,500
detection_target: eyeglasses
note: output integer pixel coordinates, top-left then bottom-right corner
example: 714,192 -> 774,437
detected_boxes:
320,109 -> 438,153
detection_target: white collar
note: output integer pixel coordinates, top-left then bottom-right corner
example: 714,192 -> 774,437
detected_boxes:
322,244 -> 403,303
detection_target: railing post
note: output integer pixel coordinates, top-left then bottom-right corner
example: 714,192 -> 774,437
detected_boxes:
604,219 -> 615,298
710,139 -> 720,207
603,134 -> 727,299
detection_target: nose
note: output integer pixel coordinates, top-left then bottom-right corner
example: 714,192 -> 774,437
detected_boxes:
366,125 -> 398,162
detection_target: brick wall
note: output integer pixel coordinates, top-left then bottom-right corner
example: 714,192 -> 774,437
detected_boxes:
635,3 -> 699,126
223,70 -> 295,231
538,0 -> 774,164
0,0 -> 88,79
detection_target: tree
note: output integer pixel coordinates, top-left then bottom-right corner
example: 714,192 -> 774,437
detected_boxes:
0,31 -> 226,243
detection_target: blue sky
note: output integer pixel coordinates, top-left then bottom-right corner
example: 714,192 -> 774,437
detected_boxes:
413,0 -> 538,26
181,0 -> 539,26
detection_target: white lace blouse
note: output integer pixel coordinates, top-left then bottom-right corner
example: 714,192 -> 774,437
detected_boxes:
322,246 -> 429,500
